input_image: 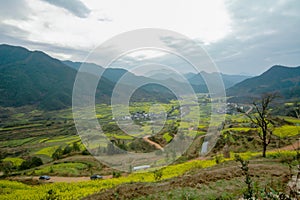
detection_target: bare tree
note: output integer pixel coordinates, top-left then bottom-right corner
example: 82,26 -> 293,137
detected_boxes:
238,93 -> 277,157
294,103 -> 300,119
222,130 -> 235,158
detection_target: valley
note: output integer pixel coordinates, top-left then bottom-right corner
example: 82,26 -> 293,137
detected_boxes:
0,45 -> 299,199
0,96 -> 299,199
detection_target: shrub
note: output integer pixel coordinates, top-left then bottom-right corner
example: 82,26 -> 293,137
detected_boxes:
72,142 -> 80,152
19,157 -> 43,170
52,147 -> 63,160
215,154 -> 224,164
235,154 -> 253,199
153,169 -> 163,181
112,171 -> 121,178
62,145 -> 72,155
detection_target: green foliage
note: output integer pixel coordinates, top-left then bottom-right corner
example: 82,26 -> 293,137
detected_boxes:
163,132 -> 173,143
112,171 -> 121,178
273,125 -> 300,138
36,146 -> 59,157
52,146 -> 63,160
0,137 -> 37,148
214,154 -> 224,164
222,127 -> 253,133
235,154 -> 254,199
19,157 -> 43,170
282,116 -> 300,124
62,145 -> 72,155
81,149 -> 90,155
153,169 -> 163,181
72,142 -> 81,152
34,162 -> 87,176
1,157 -> 24,167
0,161 -> 13,176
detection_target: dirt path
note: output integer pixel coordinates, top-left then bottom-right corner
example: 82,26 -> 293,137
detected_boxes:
46,175 -> 112,182
246,105 -> 253,114
10,175 -> 113,183
39,176 -> 91,183
276,140 -> 299,151
143,135 -> 164,151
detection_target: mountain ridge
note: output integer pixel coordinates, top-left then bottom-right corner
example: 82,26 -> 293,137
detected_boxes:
227,65 -> 300,102
0,44 -> 177,110
1,44 -> 299,109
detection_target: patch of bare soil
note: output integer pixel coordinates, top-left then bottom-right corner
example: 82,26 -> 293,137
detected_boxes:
277,140 -> 300,151
84,163 -> 290,200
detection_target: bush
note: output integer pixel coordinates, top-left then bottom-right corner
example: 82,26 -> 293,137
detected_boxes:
72,142 -> 81,152
63,145 -> 72,155
0,161 -> 13,176
112,171 -> 121,178
235,154 -> 253,199
19,157 -> 43,170
82,149 -> 90,155
153,169 -> 163,181
215,154 -> 224,164
52,147 -> 63,160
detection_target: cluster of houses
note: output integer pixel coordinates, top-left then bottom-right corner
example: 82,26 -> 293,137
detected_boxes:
226,103 -> 245,114
113,111 -> 168,121
114,106 -> 181,121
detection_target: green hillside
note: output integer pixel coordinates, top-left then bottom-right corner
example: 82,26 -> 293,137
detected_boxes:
227,65 -> 300,102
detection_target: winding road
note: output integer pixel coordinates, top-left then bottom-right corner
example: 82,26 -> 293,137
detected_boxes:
143,135 -> 164,151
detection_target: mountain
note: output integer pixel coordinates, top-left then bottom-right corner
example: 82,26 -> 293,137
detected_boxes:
64,60 -> 158,85
0,45 -> 176,110
63,60 -> 202,94
0,44 -> 78,110
227,65 -> 300,102
186,72 -> 251,89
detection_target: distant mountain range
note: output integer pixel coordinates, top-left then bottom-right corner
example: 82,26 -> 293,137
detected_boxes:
138,70 -> 251,90
0,44 -> 175,110
227,65 -> 300,102
0,44 -> 299,110
186,72 -> 251,89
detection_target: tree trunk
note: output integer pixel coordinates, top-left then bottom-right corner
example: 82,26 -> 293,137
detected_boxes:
262,142 -> 267,157
223,143 -> 230,158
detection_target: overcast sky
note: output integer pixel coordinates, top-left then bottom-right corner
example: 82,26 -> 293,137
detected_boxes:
0,0 -> 299,75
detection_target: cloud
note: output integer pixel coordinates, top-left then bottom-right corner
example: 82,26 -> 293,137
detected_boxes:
41,0 -> 91,18
0,24 -> 89,61
0,24 -> 29,40
0,0 -> 31,20
203,0 -> 300,74
0,0 -> 299,75
97,17 -> 112,22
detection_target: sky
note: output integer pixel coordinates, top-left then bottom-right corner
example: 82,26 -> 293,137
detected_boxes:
0,0 -> 299,75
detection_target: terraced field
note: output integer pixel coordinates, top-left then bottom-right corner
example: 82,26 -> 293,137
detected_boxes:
0,100 -> 299,199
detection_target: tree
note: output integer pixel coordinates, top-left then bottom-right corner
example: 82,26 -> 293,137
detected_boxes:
19,157 -> 43,170
293,102 -> 300,119
238,93 -> 277,157
0,161 -> 13,176
52,146 -> 63,160
72,142 -> 81,152
222,130 -> 235,158
63,145 -> 72,155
